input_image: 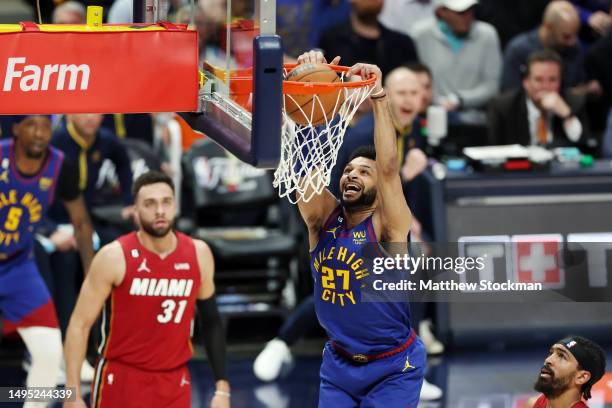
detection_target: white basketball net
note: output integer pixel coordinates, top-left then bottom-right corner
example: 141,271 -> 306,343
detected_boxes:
273,75 -> 375,203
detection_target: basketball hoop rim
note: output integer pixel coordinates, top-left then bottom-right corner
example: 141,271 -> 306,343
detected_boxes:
282,64 -> 377,95
204,62 -> 377,95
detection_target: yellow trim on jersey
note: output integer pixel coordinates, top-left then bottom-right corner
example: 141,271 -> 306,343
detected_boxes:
66,121 -> 91,191
392,118 -> 412,167
66,121 -> 93,149
113,114 -> 127,139
397,134 -> 404,166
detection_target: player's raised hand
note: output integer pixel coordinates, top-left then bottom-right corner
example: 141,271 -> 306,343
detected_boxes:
296,50 -> 341,66
346,63 -> 383,96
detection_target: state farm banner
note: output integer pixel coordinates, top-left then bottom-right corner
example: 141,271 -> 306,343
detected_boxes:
0,24 -> 199,114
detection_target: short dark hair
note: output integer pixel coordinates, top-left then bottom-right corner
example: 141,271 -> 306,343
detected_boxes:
403,62 -> 432,79
524,49 -> 562,77
132,171 -> 175,199
347,145 -> 376,163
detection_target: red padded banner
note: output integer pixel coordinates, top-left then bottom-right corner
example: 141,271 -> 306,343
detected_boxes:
0,29 -> 199,114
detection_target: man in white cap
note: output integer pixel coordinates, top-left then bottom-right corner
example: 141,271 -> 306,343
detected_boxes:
411,0 -> 502,124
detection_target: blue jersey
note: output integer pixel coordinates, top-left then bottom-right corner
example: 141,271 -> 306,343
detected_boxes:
0,139 -> 64,266
311,205 -> 412,354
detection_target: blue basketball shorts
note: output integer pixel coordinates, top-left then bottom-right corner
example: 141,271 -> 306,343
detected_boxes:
0,259 -> 59,333
318,336 -> 426,408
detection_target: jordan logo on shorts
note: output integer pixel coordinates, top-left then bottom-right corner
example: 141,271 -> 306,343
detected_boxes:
180,374 -> 190,387
137,258 -> 151,273
402,356 -> 415,372
107,373 -> 114,385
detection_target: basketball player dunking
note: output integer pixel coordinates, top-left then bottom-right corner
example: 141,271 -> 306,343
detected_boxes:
296,51 -> 426,406
63,171 -> 230,408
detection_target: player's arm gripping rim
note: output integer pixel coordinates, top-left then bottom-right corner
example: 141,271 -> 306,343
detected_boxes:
63,195 -> 94,273
194,239 -> 231,408
294,50 -> 343,251
346,63 -> 413,243
63,242 -> 125,408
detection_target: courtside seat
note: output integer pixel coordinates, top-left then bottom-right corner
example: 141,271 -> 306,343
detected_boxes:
181,139 -> 299,318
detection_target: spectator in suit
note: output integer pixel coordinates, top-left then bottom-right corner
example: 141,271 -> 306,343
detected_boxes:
501,1 -> 584,91
317,0 -> 419,78
411,0 -> 502,124
488,49 -> 588,147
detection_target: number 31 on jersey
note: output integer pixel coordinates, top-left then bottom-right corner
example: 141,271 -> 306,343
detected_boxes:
157,299 -> 188,324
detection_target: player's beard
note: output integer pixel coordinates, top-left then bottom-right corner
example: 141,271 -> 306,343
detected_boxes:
24,145 -> 46,159
141,218 -> 174,238
341,187 -> 377,211
534,367 -> 573,398
25,150 -> 45,159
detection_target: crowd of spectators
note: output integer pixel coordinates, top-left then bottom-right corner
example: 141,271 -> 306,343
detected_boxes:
20,0 -> 612,150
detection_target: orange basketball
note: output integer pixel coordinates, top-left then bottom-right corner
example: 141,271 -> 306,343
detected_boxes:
284,63 -> 345,126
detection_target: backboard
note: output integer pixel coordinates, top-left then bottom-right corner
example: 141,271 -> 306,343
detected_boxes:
177,0 -> 283,169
